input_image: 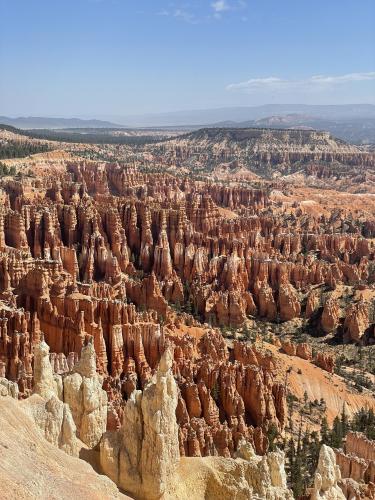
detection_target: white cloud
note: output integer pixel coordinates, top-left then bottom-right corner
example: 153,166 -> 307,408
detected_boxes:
226,72 -> 375,92
212,0 -> 230,13
157,1 -> 247,23
156,7 -> 198,24
173,9 -> 196,23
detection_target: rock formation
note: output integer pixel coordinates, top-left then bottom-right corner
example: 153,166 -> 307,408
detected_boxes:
335,431 -> 375,489
0,395 -> 126,500
33,338 -> 61,399
0,136 -> 375,498
26,338 -> 80,456
311,444 -> 346,500
100,347 -> 179,499
22,393 -> 80,456
64,339 -> 107,448
101,347 -> 294,500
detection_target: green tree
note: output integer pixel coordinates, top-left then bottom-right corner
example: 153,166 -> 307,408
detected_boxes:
320,415 -> 330,445
330,416 -> 344,448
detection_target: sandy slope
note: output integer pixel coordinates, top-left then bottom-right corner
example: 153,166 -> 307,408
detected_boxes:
0,396 -> 129,500
266,343 -> 375,424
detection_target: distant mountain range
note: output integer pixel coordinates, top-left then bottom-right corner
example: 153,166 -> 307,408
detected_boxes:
0,116 -> 123,129
113,104 -> 375,143
114,104 -> 375,127
1,104 -> 375,143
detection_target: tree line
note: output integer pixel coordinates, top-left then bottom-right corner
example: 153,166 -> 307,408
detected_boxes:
0,140 -> 50,159
283,404 -> 374,497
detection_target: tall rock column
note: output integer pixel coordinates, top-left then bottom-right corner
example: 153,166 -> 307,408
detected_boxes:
100,346 -> 180,499
311,445 -> 346,500
33,338 -> 60,399
63,338 -> 107,448
140,347 -> 179,499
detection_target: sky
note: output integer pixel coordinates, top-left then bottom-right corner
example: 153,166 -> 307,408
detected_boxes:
0,0 -> 374,118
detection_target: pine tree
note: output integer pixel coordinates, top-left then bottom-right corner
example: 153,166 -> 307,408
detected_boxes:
331,416 -> 343,448
341,404 -> 349,437
266,423 -> 279,452
308,430 -> 321,476
320,415 -> 330,445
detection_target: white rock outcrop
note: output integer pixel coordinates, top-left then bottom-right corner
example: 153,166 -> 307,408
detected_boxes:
0,395 -> 126,500
33,338 -> 61,399
22,393 -> 80,456
140,346 -> 180,498
28,339 -> 80,456
311,444 -> 346,500
101,346 -> 293,500
64,338 -> 107,448
100,346 -> 179,499
0,377 -> 19,398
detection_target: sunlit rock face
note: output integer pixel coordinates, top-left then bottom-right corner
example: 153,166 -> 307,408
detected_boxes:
0,154 -> 374,465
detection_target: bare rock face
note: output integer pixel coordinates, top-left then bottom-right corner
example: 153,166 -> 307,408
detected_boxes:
169,444 -> 294,499
26,339 -> 80,456
314,352 -> 335,374
0,396 -> 126,500
335,431 -> 375,486
33,339 -> 60,399
22,394 -> 80,456
0,377 -> 19,398
281,339 -> 297,356
296,343 -> 312,360
321,297 -> 340,334
100,346 -> 179,499
343,300 -> 369,343
140,347 -> 180,498
306,289 -> 321,319
278,282 -> 301,321
64,339 -> 107,448
311,445 -> 346,500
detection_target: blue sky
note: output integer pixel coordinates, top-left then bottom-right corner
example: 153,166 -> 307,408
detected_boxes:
0,0 -> 374,117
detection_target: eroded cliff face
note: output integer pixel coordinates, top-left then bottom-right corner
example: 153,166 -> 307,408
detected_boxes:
100,347 -> 294,500
0,152 -> 374,498
20,338 -> 107,454
100,348 -> 180,499
147,128 -> 375,185
335,431 -> 375,497
0,160 -> 374,459
64,339 -> 107,447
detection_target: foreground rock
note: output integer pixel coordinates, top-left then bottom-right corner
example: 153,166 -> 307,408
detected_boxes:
100,347 -> 181,499
100,347 -> 293,500
25,338 -> 80,455
0,396 -> 127,500
64,339 -> 107,447
311,444 -> 346,500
